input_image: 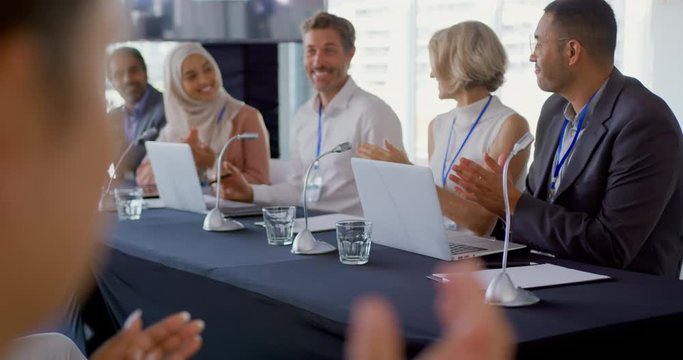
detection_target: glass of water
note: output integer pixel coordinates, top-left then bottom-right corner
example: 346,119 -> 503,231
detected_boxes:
262,206 -> 296,245
336,220 -> 373,265
114,187 -> 143,221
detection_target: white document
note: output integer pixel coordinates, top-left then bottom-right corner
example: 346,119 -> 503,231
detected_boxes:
145,196 -> 255,210
431,263 -> 610,289
144,198 -> 166,209
293,213 -> 361,233
202,195 -> 255,209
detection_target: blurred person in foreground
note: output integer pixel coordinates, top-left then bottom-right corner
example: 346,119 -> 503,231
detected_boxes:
0,0 -> 203,358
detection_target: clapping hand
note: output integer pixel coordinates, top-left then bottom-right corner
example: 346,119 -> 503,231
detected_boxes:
91,310 -> 204,360
450,153 -> 520,218
135,158 -> 155,186
182,128 -> 215,169
357,139 -> 411,165
210,161 -> 254,203
346,260 -> 514,360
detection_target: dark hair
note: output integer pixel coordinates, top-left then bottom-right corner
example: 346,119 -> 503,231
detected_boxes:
0,0 -> 92,130
544,0 -> 617,64
0,0 -> 91,86
107,46 -> 148,79
300,11 -> 355,51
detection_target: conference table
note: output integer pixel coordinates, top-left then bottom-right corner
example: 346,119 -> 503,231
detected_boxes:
96,208 -> 683,359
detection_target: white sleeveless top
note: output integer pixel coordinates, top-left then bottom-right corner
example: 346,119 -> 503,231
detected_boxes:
428,95 -> 526,234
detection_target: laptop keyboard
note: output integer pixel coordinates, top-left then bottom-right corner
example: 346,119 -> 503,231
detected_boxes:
449,242 -> 487,255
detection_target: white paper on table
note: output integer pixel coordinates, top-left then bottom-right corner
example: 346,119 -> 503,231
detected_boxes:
293,213 -> 362,233
430,263 -> 610,289
145,196 -> 256,211
203,195 -> 255,209
144,198 -> 166,209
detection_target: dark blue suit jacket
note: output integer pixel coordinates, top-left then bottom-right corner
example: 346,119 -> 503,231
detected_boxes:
512,68 -> 683,278
107,85 -> 166,177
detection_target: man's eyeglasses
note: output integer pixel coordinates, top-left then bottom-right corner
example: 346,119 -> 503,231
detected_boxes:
529,35 -> 570,53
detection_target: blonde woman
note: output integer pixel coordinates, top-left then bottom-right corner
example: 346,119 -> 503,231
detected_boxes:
136,43 -> 270,185
359,21 -> 530,236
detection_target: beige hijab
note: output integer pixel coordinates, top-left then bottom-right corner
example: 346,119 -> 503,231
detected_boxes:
159,42 -> 244,153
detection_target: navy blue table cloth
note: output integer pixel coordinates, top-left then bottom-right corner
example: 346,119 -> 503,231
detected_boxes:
95,208 -> 683,359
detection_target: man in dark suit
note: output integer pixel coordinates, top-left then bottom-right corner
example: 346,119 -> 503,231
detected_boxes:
452,0 -> 683,278
107,47 -> 165,178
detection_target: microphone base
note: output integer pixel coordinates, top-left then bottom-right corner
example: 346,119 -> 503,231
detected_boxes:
98,191 -> 117,212
291,229 -> 336,254
486,287 -> 540,307
294,241 -> 336,255
485,271 -> 540,307
203,208 -> 244,232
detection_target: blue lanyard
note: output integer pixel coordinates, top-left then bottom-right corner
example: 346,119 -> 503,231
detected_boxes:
441,95 -> 493,187
216,104 -> 227,124
550,93 -> 597,190
316,101 -> 323,157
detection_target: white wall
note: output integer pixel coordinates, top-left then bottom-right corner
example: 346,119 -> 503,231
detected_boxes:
623,0 -> 683,127
278,43 -> 313,159
651,0 -> 683,127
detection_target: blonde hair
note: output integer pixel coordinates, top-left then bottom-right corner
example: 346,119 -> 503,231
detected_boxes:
428,21 -> 507,93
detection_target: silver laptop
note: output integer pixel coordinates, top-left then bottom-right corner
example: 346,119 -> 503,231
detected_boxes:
351,158 -> 525,261
145,141 -> 261,216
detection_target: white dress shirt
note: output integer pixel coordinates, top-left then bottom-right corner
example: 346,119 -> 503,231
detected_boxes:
252,77 -> 404,216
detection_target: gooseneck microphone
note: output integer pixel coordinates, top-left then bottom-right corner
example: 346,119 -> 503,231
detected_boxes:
291,141 -> 352,254
98,127 -> 158,211
485,132 -> 540,307
203,132 -> 259,232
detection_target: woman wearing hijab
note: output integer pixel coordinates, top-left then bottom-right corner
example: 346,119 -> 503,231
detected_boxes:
136,43 -> 270,185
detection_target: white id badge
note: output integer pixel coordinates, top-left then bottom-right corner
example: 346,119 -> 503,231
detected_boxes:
305,162 -> 323,203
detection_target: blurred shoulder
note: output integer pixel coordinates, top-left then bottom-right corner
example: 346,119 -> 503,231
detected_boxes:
351,86 -> 401,129
500,113 -> 529,134
235,104 -> 264,123
239,104 -> 261,116
352,85 -> 394,112
429,108 -> 456,129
